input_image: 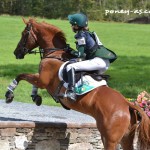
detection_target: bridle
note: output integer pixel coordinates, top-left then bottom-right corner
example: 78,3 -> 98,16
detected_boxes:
21,23 -> 38,55
18,23 -> 73,109
21,23 -> 68,60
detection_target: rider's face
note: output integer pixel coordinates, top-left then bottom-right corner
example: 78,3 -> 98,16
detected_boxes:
71,24 -> 79,33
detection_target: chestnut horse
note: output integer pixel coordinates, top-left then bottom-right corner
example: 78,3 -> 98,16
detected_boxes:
5,18 -> 150,150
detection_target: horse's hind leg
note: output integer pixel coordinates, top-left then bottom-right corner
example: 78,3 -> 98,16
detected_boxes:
120,133 -> 135,150
100,134 -> 118,150
97,124 -> 118,150
120,109 -> 137,150
101,133 -> 121,150
96,113 -> 130,150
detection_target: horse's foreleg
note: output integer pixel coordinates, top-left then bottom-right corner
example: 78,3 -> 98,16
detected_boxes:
5,73 -> 45,105
30,85 -> 42,106
6,73 -> 40,92
15,73 -> 40,87
15,72 -> 51,88
5,78 -> 18,103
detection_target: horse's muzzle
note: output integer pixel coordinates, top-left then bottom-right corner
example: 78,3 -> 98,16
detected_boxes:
14,53 -> 25,59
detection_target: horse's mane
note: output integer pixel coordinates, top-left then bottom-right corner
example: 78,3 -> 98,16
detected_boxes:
28,18 -> 67,44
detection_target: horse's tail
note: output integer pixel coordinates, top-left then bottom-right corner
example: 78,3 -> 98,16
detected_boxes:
126,100 -> 150,149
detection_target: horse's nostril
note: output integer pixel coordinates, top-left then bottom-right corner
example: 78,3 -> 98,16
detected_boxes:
14,53 -> 24,59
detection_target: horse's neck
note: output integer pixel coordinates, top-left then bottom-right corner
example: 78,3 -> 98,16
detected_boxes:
52,32 -> 67,48
36,27 -> 66,49
37,35 -> 67,58
37,34 -> 54,49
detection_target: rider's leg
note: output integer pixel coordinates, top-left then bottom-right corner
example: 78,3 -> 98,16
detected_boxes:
66,68 -> 76,101
67,57 -> 110,73
65,57 -> 110,101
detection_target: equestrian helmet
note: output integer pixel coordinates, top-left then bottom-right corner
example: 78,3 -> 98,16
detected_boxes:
68,13 -> 88,27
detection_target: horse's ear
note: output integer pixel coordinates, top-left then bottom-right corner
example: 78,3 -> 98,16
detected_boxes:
22,17 -> 28,24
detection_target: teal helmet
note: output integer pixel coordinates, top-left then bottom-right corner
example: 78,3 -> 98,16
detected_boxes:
68,13 -> 88,27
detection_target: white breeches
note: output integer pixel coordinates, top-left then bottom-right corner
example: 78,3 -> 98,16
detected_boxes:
66,57 -> 110,74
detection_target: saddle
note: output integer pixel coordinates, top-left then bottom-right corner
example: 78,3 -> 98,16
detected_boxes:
55,61 -> 109,110
62,61 -> 110,83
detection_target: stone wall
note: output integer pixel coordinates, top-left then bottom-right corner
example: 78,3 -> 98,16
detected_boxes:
0,121 -> 103,150
0,121 -> 140,150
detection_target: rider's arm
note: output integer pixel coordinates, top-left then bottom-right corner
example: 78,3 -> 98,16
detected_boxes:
76,45 -> 85,58
69,38 -> 86,58
65,44 -> 78,57
76,36 -> 86,58
70,49 -> 78,57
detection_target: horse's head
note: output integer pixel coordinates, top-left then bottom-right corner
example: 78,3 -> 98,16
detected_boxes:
14,18 -> 39,59
14,18 -> 67,59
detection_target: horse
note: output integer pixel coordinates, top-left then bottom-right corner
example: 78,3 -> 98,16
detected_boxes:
5,18 -> 150,150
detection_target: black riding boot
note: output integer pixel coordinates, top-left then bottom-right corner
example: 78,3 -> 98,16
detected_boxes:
67,68 -> 77,101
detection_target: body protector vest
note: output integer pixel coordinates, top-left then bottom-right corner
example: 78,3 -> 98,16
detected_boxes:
73,31 -> 117,63
88,31 -> 117,63
90,32 -> 103,46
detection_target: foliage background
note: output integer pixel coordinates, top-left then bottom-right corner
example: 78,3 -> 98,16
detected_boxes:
0,0 -> 150,105
0,0 -> 150,22
0,16 -> 150,106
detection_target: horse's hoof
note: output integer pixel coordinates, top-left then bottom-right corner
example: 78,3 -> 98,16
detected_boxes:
5,91 -> 14,103
31,95 -> 42,106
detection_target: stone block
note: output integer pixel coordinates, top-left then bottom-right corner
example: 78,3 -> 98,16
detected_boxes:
68,143 -> 93,150
15,135 -> 28,149
35,140 -> 60,150
0,128 -> 16,136
69,132 -> 78,140
0,139 -> 10,150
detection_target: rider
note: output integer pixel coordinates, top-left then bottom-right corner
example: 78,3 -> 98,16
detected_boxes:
66,13 -> 117,101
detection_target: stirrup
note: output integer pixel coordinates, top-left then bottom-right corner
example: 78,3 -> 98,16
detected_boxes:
66,90 -> 77,101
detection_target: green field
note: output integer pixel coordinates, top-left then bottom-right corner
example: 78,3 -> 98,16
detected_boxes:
0,15 -> 150,106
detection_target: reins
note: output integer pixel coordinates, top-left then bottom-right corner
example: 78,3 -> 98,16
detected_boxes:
29,47 -> 69,61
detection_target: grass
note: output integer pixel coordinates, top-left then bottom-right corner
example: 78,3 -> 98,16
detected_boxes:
0,15 -> 150,106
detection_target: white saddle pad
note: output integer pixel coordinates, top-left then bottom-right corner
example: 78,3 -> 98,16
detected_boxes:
58,62 -> 107,95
